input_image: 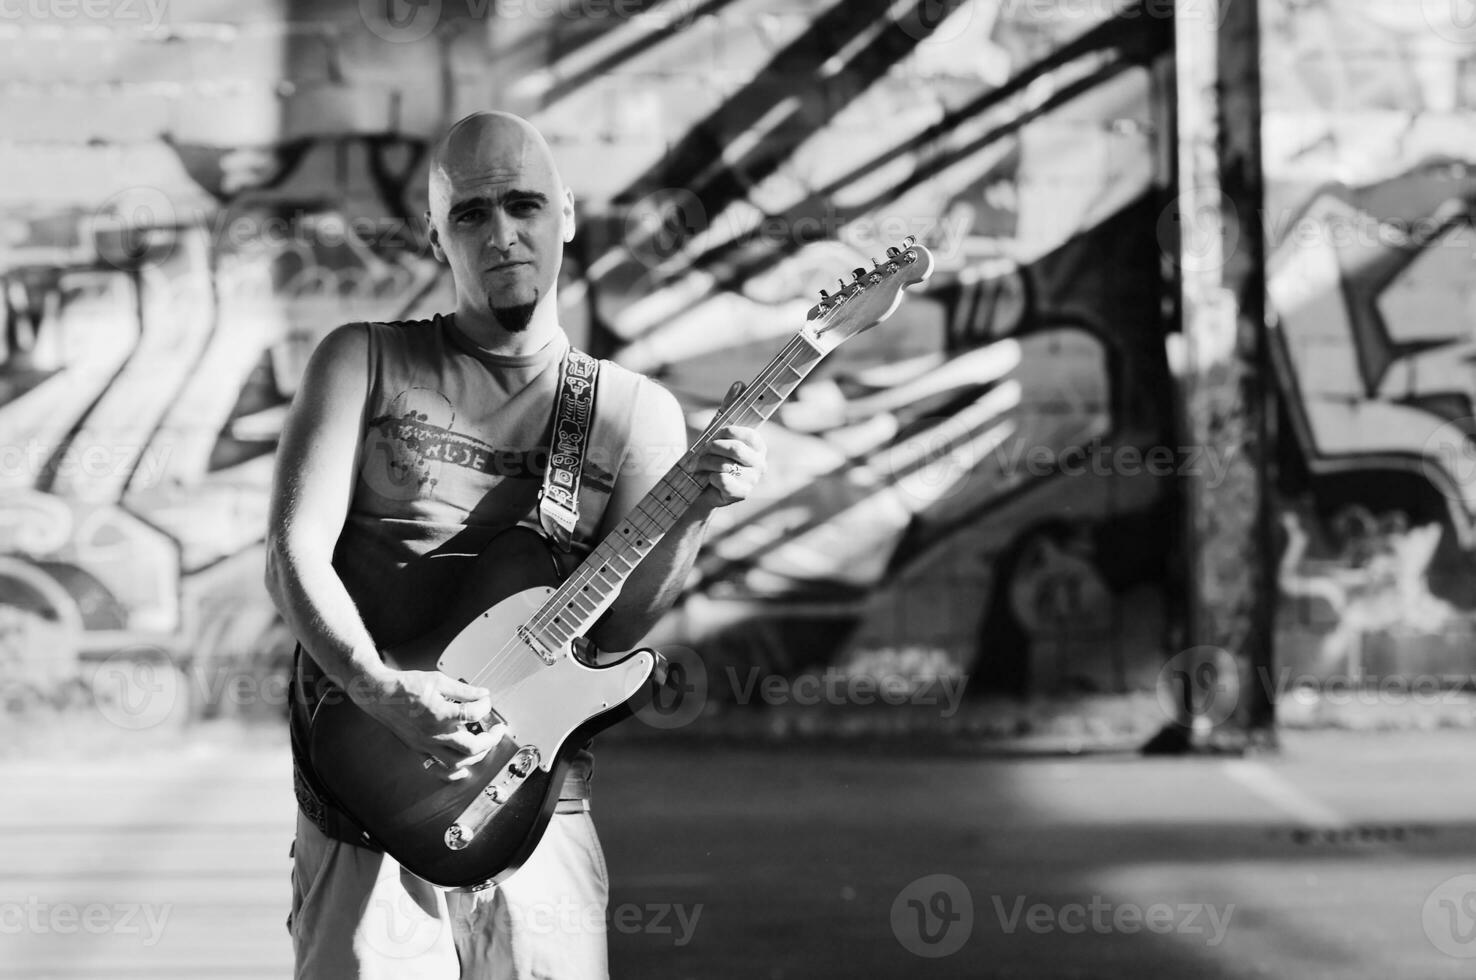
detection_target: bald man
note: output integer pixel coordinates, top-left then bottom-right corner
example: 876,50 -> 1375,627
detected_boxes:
266,112 -> 765,979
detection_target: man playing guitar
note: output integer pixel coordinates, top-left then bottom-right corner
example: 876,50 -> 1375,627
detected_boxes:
265,110 -> 767,979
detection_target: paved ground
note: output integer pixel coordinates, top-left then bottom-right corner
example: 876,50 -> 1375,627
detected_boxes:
3,726 -> 1476,978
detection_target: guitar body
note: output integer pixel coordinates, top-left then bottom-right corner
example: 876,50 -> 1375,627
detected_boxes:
305,526 -> 658,890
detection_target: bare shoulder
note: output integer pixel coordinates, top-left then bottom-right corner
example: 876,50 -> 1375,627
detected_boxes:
305,322 -> 371,377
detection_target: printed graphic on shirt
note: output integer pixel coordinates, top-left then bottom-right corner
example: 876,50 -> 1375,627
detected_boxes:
361,387 -> 462,501
360,387 -> 616,503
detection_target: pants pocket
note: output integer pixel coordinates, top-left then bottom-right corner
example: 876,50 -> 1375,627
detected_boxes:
579,814 -> 610,896
288,815 -> 341,939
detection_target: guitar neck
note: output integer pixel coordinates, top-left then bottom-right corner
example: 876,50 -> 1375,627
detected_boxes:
523,330 -> 828,653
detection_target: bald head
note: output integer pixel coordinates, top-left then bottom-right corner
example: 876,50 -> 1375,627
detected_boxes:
424,111 -> 575,342
428,111 -> 564,214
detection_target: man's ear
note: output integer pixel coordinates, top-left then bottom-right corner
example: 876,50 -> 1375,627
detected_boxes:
425,211 -> 445,262
562,187 -> 576,243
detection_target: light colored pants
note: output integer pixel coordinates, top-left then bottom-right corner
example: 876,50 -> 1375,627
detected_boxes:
289,808 -> 610,979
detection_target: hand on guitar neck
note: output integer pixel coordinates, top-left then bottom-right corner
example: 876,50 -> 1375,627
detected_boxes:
688,381 -> 767,509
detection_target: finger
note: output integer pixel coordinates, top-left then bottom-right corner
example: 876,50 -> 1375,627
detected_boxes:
436,693 -> 495,724
697,438 -> 765,470
718,381 -> 745,411
435,676 -> 492,704
432,729 -> 493,759
707,424 -> 764,450
430,757 -> 476,782
469,721 -> 509,744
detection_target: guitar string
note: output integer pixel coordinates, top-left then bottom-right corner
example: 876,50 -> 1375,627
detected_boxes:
460,333 -> 814,694
459,264 -> 910,692
515,331 -> 815,644
464,278 -> 881,690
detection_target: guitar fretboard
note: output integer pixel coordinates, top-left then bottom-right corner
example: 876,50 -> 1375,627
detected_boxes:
522,331 -> 827,653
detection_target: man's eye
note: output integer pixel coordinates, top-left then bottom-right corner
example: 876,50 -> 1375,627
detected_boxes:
508,200 -> 541,216
455,209 -> 484,224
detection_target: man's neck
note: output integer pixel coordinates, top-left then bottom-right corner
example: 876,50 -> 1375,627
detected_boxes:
452,299 -> 560,356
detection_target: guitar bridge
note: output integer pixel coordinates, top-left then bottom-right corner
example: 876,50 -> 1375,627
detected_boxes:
444,746 -> 542,850
516,626 -> 557,666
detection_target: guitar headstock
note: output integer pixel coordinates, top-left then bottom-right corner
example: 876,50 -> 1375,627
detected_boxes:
805,237 -> 935,349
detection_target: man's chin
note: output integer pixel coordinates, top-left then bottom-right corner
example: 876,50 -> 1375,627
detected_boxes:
490,301 -> 537,333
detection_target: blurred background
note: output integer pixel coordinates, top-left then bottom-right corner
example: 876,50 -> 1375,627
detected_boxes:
4,0 -> 1476,977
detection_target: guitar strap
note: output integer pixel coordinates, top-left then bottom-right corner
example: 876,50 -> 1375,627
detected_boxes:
538,346 -> 599,553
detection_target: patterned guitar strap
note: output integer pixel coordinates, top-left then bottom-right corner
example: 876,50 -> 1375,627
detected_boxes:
538,346 -> 600,553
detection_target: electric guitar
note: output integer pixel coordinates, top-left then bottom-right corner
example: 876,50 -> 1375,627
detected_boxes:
306,238 -> 935,889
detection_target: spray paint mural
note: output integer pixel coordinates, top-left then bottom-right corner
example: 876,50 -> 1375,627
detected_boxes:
1263,0 -> 1476,683
0,0 -> 1183,710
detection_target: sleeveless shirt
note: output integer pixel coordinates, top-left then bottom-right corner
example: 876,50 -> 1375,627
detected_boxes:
292,313 -> 649,807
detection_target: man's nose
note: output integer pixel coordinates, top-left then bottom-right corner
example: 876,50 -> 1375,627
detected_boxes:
487,212 -> 516,253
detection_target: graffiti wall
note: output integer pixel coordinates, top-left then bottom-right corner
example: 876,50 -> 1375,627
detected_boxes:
0,0 -> 1181,706
1263,0 -> 1476,684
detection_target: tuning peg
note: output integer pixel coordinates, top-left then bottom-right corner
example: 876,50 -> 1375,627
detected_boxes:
837,277 -> 847,291
901,235 -> 916,248
852,267 -> 866,280
819,288 -> 830,301
870,257 -> 882,268
886,246 -> 899,257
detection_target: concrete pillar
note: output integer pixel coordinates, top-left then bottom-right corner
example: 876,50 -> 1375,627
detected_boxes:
1150,0 -> 1275,753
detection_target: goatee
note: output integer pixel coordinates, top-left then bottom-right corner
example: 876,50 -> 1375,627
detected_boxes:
490,301 -> 536,333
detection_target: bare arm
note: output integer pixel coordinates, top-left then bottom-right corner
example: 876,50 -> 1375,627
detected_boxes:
264,323 -> 498,776
588,381 -> 766,651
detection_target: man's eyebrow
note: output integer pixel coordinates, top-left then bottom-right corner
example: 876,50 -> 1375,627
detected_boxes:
448,190 -> 549,217
448,195 -> 492,218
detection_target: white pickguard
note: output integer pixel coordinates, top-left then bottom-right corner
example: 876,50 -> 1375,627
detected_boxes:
436,587 -> 654,772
